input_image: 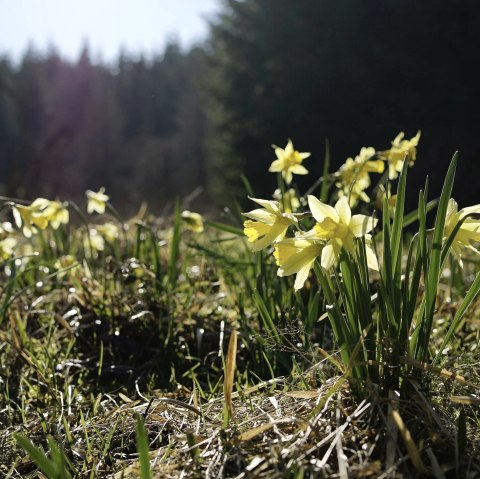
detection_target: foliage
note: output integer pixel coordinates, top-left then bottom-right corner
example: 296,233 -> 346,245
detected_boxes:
1,133 -> 479,477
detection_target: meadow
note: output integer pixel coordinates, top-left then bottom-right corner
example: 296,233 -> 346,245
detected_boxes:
1,133 -> 479,478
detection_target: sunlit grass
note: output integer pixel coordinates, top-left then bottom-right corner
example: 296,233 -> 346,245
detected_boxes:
1,135 -> 480,477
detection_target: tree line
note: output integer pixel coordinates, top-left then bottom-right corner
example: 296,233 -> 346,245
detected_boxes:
1,0 -> 479,214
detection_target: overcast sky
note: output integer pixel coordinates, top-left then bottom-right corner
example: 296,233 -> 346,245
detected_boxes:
0,0 -> 220,62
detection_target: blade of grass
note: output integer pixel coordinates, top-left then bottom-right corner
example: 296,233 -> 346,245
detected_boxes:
320,139 -> 330,202
223,330 -> 238,423
168,199 -> 181,287
423,153 -> 457,346
390,159 -> 408,268
135,414 -> 152,479
14,434 -> 63,479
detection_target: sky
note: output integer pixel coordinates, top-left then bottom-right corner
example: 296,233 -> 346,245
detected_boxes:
0,0 -> 220,62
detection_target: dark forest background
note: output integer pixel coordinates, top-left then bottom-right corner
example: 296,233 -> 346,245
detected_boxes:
1,0 -> 479,215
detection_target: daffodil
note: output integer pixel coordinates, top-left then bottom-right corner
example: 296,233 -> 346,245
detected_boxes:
444,198 -> 480,267
374,184 -> 397,215
380,131 -> 421,179
12,201 -> 49,238
96,222 -> 120,242
40,199 -> 69,229
243,197 -> 297,252
85,228 -> 105,255
274,237 -> 323,290
307,195 -> 378,270
86,187 -> 109,214
12,198 -> 69,236
336,147 -> 385,206
181,211 -> 204,233
0,237 -> 17,259
269,140 -> 310,184
0,222 -> 17,259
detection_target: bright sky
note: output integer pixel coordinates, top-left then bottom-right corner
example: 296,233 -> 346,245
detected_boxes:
0,0 -> 220,62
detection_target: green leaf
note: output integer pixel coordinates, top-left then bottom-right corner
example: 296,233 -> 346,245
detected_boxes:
421,152 -> 457,359
402,198 -> 438,228
168,199 -> 182,286
390,159 -> 408,268
205,220 -> 244,236
253,289 -> 280,343
320,139 -> 330,202
14,434 -> 62,479
135,415 -> 152,479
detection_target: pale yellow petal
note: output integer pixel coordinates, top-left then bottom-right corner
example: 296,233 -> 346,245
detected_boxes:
248,197 -> 281,214
460,204 -> 480,217
268,159 -> 284,172
244,221 -> 272,243
388,162 -> 399,180
285,139 -> 294,156
298,152 -> 311,160
290,164 -> 309,175
335,197 -> 351,225
275,239 -> 322,277
308,196 -> 339,223
364,160 -> 385,174
321,242 -> 339,270
249,221 -> 287,252
349,215 -> 377,237
294,260 -> 316,291
283,170 -> 293,184
365,244 -> 379,271
243,208 -> 276,224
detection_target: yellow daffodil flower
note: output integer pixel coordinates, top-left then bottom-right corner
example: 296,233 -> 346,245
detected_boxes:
444,198 -> 480,267
181,211 -> 204,233
12,199 -> 68,236
269,140 -> 310,184
274,237 -> 323,290
336,147 -> 384,206
380,131 -> 421,179
243,197 -> 297,252
307,195 -> 378,270
12,201 -> 49,238
40,200 -> 69,229
0,237 -> 17,259
374,184 -> 397,216
85,228 -> 105,254
86,187 -> 109,214
96,222 -> 120,242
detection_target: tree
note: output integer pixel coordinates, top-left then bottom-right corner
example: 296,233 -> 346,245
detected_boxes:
206,0 -> 480,208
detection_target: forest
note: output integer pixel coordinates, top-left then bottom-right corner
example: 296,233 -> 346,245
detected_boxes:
1,0 -> 479,215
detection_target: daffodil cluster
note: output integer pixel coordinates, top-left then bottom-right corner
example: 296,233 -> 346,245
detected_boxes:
270,134 -> 421,210
333,131 -> 421,207
245,132 -> 427,290
243,194 -> 378,290
380,131 -> 421,180
335,147 -> 384,206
